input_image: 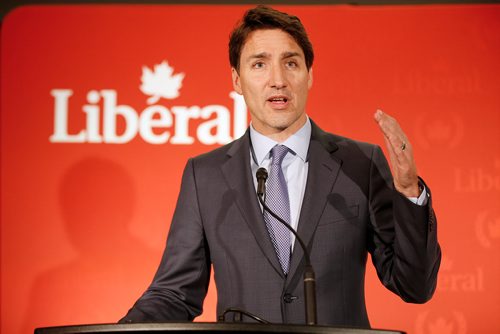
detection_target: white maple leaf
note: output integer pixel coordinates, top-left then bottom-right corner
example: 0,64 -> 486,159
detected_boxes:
140,60 -> 185,104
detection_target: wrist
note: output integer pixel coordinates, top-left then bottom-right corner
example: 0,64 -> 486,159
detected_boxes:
395,182 -> 420,198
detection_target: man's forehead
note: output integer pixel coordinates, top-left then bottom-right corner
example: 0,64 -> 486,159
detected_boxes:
241,29 -> 304,57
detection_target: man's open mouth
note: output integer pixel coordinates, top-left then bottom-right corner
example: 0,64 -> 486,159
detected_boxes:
267,96 -> 288,103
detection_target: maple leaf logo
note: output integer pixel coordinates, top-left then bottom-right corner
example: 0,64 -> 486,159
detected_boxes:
425,120 -> 452,141
428,317 -> 454,334
140,60 -> 185,104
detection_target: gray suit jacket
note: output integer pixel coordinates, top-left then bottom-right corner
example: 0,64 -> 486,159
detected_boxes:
121,121 -> 441,328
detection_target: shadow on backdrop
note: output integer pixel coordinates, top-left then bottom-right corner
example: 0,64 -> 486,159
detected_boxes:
23,157 -> 159,333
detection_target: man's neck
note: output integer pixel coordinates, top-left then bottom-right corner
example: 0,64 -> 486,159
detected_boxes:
250,117 -> 311,165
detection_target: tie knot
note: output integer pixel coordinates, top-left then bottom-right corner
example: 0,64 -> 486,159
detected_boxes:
270,145 -> 289,166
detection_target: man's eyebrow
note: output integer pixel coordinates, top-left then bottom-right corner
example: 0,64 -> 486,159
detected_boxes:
247,51 -> 302,61
248,52 -> 270,60
282,51 -> 301,59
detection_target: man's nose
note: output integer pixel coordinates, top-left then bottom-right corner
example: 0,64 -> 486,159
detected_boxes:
269,65 -> 287,89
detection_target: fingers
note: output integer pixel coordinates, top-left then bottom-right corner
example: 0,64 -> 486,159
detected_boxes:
374,109 -> 420,197
374,109 -> 408,155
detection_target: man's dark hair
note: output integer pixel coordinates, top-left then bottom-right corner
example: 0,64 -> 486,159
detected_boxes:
229,5 -> 314,73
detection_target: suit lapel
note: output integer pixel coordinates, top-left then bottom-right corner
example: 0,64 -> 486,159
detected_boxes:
287,122 -> 342,283
220,131 -> 285,277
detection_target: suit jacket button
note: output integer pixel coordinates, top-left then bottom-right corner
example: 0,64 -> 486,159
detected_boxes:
283,293 -> 298,303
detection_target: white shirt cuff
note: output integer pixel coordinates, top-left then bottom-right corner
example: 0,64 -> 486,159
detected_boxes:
407,186 -> 428,206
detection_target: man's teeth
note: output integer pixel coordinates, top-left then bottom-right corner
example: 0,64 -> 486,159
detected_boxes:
270,97 -> 286,102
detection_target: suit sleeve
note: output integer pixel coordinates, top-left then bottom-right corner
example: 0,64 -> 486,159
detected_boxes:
119,158 -> 211,322
367,145 -> 441,303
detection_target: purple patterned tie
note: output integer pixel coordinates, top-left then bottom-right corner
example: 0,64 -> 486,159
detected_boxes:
264,145 -> 292,275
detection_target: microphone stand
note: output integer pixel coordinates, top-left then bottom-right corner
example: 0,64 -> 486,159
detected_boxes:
256,168 -> 317,325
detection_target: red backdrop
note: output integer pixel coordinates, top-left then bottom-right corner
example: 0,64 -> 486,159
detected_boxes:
1,4 -> 499,334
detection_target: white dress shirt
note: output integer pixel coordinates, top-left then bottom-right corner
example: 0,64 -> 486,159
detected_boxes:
250,118 -> 311,249
249,117 -> 427,250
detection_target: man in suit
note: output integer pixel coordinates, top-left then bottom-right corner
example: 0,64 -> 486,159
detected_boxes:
120,5 -> 441,327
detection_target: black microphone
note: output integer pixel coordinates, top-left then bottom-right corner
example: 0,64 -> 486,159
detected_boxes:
256,167 -> 268,197
255,168 -> 317,325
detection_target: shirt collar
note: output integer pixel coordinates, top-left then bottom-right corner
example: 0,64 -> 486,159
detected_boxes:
249,117 -> 311,165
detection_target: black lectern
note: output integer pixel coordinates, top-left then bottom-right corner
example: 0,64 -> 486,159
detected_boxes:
35,323 -> 405,334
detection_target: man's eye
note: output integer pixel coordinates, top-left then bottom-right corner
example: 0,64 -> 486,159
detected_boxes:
286,61 -> 298,68
253,62 -> 265,69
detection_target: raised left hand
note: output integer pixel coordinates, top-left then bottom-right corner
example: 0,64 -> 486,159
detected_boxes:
374,109 -> 420,197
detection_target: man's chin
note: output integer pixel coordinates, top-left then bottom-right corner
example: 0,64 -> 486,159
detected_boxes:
269,121 -> 293,132
270,115 -> 305,132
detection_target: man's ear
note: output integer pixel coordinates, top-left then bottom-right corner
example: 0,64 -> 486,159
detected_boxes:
308,67 -> 313,89
231,67 -> 243,94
